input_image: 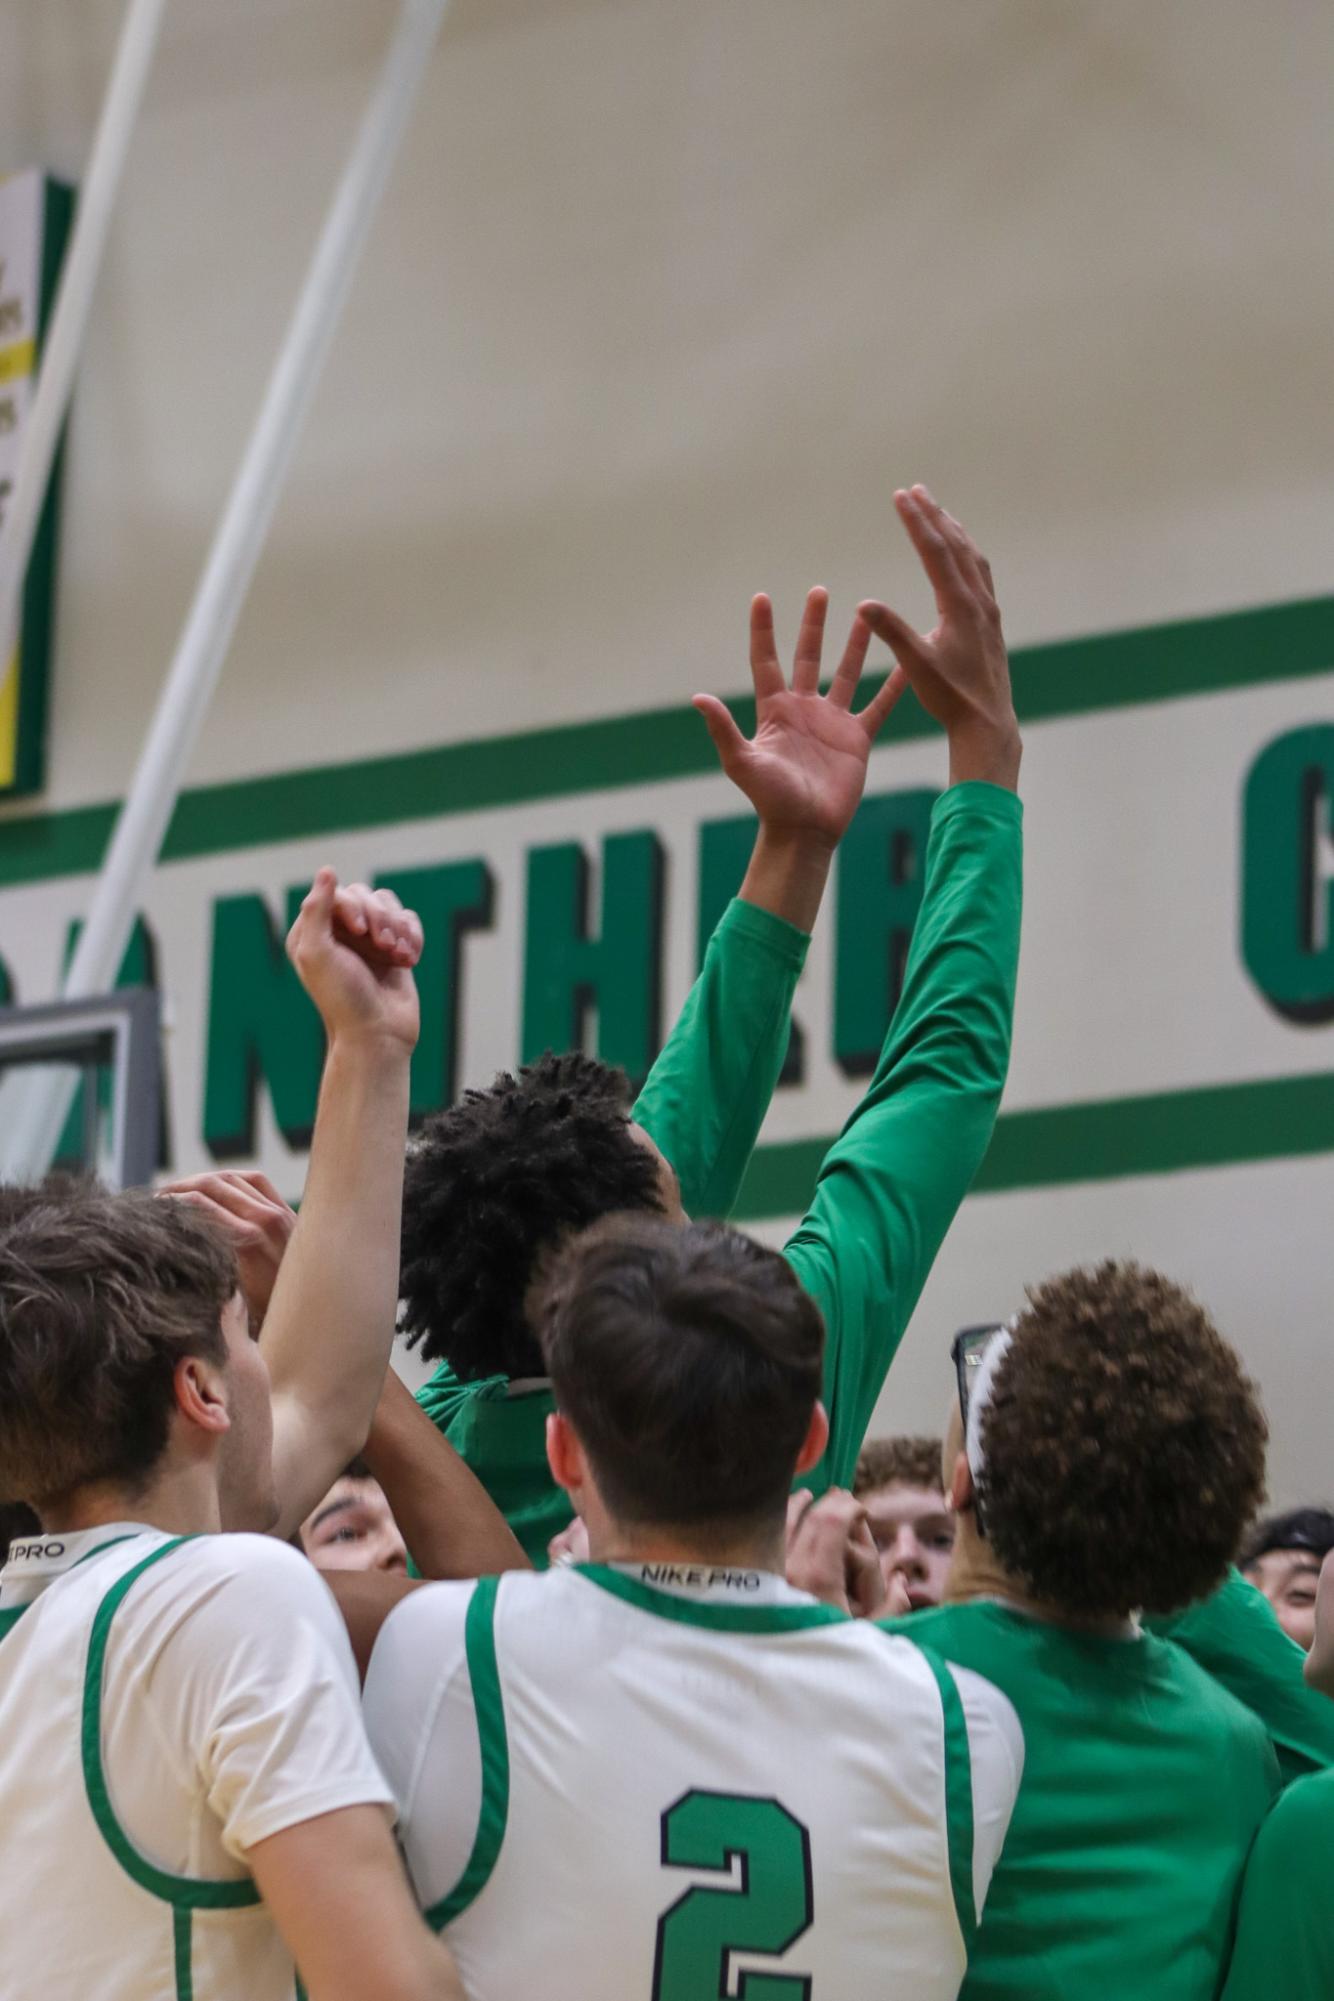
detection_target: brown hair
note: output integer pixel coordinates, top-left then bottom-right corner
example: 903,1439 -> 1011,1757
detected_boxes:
855,1436 -> 944,1499
0,1186 -> 237,1510
532,1215 -> 825,1532
979,1260 -> 1268,1619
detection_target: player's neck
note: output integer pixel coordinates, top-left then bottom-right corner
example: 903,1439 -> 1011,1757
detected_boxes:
40,1459 -> 223,1539
593,1519 -> 787,1576
946,1524 -> 1133,1637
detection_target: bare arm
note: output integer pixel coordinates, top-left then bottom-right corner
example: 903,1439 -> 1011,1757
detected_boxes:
167,872 -> 425,1538
327,1569 -> 425,1681
363,1366 -> 531,1580
246,1804 -> 463,2000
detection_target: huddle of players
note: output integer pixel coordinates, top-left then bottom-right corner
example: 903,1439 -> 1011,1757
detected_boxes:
1,487 -> 1332,2000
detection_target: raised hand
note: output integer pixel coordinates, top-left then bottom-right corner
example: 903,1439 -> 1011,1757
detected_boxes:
858,487 -> 1021,791
785,1488 -> 889,1620
694,588 -> 907,853
159,1170 -> 296,1322
286,871 -> 423,1052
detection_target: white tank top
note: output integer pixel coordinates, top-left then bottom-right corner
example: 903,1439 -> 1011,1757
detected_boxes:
365,1563 -> 1023,2001
0,1532 -> 300,2001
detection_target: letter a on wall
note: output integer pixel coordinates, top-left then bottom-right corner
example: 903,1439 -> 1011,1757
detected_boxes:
0,170 -> 73,798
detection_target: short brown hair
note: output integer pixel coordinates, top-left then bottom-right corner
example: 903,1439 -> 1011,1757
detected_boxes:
855,1436 -> 943,1498
979,1261 -> 1268,1619
0,1186 -> 237,1510
533,1215 -> 825,1532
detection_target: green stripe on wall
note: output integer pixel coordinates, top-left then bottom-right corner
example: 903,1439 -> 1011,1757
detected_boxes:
0,593 -> 1331,889
731,1067 -> 1334,1221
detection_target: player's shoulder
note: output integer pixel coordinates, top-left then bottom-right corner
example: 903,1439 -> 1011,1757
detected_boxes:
877,1600 -> 993,1660
370,1576 -> 481,1679
1257,1764 -> 1334,1849
138,1531 -> 337,1625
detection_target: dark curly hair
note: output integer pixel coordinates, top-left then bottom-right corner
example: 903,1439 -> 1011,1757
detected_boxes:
399,1051 -> 667,1378
979,1261 -> 1268,1620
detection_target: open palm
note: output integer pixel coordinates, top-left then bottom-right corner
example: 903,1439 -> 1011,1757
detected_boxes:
694,589 -> 907,849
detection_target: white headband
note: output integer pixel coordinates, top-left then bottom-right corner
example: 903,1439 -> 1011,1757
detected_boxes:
964,1328 -> 1015,1485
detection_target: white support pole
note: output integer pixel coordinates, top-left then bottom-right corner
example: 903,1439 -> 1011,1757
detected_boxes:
0,0 -> 166,656
0,0 -> 449,1181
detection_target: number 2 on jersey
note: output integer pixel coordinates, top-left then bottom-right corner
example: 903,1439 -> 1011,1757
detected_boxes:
652,1790 -> 813,2000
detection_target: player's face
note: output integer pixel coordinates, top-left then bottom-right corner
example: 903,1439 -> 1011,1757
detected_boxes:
301,1475 -> 408,1575
628,1123 -> 686,1222
861,1482 -> 956,1611
1243,1548 -> 1323,1651
1306,1550 -> 1334,1697
215,1289 -> 278,1532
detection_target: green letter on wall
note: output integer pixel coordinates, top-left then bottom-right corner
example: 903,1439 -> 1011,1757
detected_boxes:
523,830 -> 663,1085
835,788 -> 938,1075
375,859 -> 493,1122
1243,725 -> 1334,1022
204,888 -> 324,1157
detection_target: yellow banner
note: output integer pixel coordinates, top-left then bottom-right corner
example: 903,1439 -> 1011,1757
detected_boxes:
0,649 -> 18,790
0,336 -> 34,386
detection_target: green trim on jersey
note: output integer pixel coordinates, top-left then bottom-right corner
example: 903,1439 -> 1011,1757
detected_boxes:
81,1536 -> 262,1912
914,1643 -> 978,1956
576,1565 -> 852,1634
0,1606 -> 24,1641
426,1576 -> 510,1930
173,1907 -> 194,2001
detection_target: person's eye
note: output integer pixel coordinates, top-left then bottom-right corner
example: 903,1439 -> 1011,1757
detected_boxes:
927,1532 -> 955,1552
330,1526 -> 366,1545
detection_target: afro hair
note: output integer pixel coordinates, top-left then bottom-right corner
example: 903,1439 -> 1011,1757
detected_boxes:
979,1260 -> 1268,1620
398,1050 -> 667,1380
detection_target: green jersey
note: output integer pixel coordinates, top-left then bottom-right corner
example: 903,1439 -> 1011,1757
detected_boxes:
895,1600 -> 1280,2000
1220,1767 -> 1334,2001
420,784 -> 1023,1565
1147,1566 -> 1334,1786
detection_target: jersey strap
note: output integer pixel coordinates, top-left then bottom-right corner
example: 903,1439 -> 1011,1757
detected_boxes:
425,1574 -> 509,1931
82,1536 -> 266,2001
911,1641 -> 978,1957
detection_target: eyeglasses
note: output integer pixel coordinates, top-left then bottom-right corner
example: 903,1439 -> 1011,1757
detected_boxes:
950,1323 -> 1007,1536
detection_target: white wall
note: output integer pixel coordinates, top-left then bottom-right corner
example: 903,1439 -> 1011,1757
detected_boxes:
1,0 -> 1332,1498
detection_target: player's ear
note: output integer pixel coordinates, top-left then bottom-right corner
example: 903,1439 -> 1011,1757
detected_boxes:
947,1451 -> 974,1516
546,1410 -> 585,1498
793,1401 -> 830,1479
174,1353 -> 230,1438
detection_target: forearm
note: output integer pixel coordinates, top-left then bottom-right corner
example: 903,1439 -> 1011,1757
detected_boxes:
363,1368 -> 530,1580
737,825 -> 834,934
633,891 -> 808,1218
786,784 -> 1023,1480
264,1034 -> 412,1536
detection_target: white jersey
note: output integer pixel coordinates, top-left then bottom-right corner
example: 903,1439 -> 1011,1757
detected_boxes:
0,1524 -> 393,2001
364,1562 -> 1023,2001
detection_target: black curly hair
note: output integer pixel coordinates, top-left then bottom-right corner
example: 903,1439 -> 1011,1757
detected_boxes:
978,1260 -> 1268,1620
399,1051 -> 668,1379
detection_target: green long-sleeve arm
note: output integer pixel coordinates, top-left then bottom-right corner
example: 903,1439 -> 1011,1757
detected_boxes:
784,782 -> 1024,1490
1148,1568 -> 1334,1786
632,896 -> 809,1219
